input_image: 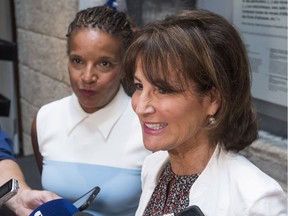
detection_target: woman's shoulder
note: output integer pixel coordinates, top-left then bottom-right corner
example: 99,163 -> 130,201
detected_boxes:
40,95 -> 72,110
36,95 -> 73,123
227,152 -> 287,214
226,150 -> 278,182
218,148 -> 285,200
193,146 -> 287,215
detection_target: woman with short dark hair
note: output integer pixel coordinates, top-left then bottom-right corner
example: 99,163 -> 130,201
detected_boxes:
124,9 -> 287,216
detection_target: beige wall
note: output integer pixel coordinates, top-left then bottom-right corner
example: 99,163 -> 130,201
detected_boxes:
14,0 -> 78,154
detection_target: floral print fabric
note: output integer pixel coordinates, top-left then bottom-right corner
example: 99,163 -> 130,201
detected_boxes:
143,163 -> 199,216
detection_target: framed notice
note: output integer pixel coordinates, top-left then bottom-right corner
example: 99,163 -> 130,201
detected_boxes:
233,0 -> 287,107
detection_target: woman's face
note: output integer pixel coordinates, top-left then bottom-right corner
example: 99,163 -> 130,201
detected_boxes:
131,61 -> 218,153
68,29 -> 123,113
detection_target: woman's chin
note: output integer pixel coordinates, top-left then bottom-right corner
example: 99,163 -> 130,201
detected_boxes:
144,143 -> 163,152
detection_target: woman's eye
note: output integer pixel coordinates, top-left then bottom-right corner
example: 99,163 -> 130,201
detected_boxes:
97,61 -> 114,72
71,58 -> 82,64
158,88 -> 170,94
134,83 -> 143,90
100,61 -> 112,68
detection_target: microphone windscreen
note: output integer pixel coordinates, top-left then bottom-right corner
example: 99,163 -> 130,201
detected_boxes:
29,198 -> 79,216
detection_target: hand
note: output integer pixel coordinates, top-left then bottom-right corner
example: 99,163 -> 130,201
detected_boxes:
6,187 -> 60,216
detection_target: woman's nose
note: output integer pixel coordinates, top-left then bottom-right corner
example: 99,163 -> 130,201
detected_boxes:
81,66 -> 97,83
133,93 -> 155,115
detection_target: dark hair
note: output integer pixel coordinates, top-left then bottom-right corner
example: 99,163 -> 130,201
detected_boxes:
66,6 -> 134,54
124,10 -> 258,151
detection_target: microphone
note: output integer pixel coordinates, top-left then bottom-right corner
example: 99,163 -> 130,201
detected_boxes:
161,205 -> 205,216
72,212 -> 93,216
29,187 -> 100,216
29,198 -> 79,216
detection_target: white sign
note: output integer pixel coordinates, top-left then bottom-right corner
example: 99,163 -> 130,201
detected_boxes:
233,0 -> 287,107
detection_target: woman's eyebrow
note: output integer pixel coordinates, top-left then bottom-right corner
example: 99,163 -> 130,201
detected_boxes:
133,75 -> 141,82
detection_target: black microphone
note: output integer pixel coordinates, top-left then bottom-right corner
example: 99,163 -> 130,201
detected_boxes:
161,205 -> 205,216
72,212 -> 93,216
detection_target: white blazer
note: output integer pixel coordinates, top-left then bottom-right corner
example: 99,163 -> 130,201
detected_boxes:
136,144 -> 287,216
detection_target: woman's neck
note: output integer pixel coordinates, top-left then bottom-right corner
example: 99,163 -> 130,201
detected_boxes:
168,140 -> 217,176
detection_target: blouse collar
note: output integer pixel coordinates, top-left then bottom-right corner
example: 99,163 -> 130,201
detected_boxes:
67,86 -> 130,140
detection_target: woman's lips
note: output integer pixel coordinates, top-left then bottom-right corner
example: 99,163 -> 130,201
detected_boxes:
80,89 -> 96,97
143,122 -> 168,135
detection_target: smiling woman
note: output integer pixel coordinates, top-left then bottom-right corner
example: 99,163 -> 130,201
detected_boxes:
30,6 -> 151,216
124,9 -> 287,216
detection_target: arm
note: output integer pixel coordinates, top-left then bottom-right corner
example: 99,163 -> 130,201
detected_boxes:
0,159 -> 60,216
31,114 -> 43,173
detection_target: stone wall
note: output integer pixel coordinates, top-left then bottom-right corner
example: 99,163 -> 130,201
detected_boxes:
14,0 -> 77,154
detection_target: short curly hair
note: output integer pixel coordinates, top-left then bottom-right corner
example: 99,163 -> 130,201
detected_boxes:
66,6 -> 134,54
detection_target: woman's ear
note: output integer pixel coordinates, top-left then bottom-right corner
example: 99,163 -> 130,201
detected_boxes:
208,87 -> 221,115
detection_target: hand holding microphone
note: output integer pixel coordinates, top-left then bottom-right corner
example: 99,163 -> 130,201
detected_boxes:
29,186 -> 100,216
